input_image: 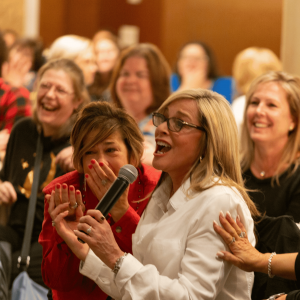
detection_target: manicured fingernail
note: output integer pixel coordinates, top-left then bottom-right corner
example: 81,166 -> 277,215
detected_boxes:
99,162 -> 104,166
88,164 -> 92,169
69,186 -> 74,191
213,220 -> 218,226
76,190 -> 81,195
226,211 -> 232,218
91,159 -> 96,164
56,183 -> 61,189
220,211 -> 224,218
62,184 -> 67,189
85,174 -> 89,179
216,251 -> 224,258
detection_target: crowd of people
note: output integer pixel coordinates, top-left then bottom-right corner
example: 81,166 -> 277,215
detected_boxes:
0,26 -> 300,300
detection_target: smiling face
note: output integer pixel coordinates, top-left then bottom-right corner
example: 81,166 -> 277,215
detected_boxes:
82,130 -> 129,176
153,99 -> 204,184
37,69 -> 81,137
116,56 -> 153,122
246,81 -> 295,147
95,39 -> 119,73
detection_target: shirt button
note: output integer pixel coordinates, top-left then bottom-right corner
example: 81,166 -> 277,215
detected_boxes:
116,226 -> 122,233
136,207 -> 139,210
138,189 -> 141,192
138,195 -> 141,198
138,182 -> 141,184
83,201 -> 86,204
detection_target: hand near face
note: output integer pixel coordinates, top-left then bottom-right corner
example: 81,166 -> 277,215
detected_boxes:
213,211 -> 267,273
74,209 -> 124,268
86,159 -> 130,222
0,181 -> 17,205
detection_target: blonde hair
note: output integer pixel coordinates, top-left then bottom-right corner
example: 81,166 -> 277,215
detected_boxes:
71,102 -> 144,173
233,47 -> 282,95
240,71 -> 300,183
157,89 -> 259,217
33,58 -> 90,140
110,43 -> 171,115
47,35 -> 92,61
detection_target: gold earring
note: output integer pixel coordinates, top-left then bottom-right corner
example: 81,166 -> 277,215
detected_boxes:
200,156 -> 203,163
289,124 -> 295,131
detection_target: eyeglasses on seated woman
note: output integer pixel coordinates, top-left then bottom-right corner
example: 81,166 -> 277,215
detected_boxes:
39,101 -> 161,300
46,89 -> 259,300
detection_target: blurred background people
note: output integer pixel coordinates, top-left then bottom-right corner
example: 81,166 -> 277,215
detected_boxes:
47,35 -> 97,90
88,30 -> 120,101
231,47 -> 282,133
0,58 -> 89,288
2,29 -> 18,48
110,43 -> 171,165
171,41 -> 234,103
240,71 -> 300,222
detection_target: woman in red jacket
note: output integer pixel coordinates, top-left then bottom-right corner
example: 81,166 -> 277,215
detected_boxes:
39,101 -> 161,300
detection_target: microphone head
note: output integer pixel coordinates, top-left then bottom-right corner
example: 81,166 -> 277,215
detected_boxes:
118,164 -> 138,184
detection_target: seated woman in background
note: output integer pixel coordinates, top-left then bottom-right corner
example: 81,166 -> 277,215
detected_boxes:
88,30 -> 120,101
171,41 -> 234,103
40,101 -> 161,300
52,89 -> 259,300
231,47 -> 282,134
47,35 -> 97,89
241,71 -> 300,222
0,58 -> 89,287
110,43 -> 171,165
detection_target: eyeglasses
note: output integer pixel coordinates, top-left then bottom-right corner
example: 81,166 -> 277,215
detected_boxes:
152,112 -> 206,133
39,83 -> 74,98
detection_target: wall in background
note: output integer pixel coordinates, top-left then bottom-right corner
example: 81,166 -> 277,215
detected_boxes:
39,0 -> 282,75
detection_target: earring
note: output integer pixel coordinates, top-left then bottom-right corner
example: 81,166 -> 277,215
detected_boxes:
200,156 -> 203,163
289,124 -> 295,131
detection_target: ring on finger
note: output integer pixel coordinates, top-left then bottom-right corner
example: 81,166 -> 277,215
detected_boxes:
99,215 -> 105,222
101,179 -> 107,186
87,226 -> 92,235
52,221 -> 55,227
228,237 -> 235,246
70,202 -> 78,209
239,231 -> 246,238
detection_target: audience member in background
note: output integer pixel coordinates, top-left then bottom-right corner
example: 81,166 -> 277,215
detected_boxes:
2,29 -> 18,48
0,58 -> 89,288
110,43 -> 171,165
47,35 -> 97,88
171,41 -> 234,103
88,30 -> 120,101
0,32 -> 31,163
40,101 -> 161,300
3,37 -> 45,91
214,212 -> 300,300
241,71 -> 300,222
51,89 -> 259,300
231,47 -> 282,133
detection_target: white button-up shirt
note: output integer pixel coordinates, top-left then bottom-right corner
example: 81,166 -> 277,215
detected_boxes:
80,176 -> 255,300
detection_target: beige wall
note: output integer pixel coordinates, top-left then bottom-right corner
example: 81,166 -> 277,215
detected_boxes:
0,0 -> 24,35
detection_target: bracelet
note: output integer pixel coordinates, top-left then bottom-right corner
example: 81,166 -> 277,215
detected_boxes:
268,252 -> 276,278
112,253 -> 127,277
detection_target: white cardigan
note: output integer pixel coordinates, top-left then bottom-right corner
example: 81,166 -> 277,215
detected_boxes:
80,176 -> 255,300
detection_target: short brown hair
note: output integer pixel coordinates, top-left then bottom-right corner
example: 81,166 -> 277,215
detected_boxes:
71,102 -> 144,173
110,43 -> 171,115
33,58 -> 90,140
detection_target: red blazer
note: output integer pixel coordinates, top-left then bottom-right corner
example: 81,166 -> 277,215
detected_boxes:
39,163 -> 161,300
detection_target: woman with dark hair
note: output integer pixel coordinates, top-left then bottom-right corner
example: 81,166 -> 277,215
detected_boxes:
0,58 -> 89,287
110,43 -> 171,165
171,41 -> 234,103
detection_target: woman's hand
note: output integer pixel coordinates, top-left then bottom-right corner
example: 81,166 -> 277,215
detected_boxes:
86,159 -> 129,222
0,181 -> 17,205
74,209 -> 124,268
213,211 -> 269,273
47,188 -> 89,261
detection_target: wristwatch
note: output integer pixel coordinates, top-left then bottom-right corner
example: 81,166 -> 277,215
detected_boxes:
264,293 -> 285,300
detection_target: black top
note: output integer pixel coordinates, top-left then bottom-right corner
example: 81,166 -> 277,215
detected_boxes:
0,117 -> 70,242
243,167 -> 300,222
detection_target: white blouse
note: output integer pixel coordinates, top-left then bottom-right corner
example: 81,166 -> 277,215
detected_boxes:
80,176 -> 255,300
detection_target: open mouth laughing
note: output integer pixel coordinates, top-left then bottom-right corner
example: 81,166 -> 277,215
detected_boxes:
155,141 -> 171,154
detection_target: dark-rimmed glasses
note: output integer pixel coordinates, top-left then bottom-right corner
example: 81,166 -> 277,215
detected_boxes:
152,112 -> 206,133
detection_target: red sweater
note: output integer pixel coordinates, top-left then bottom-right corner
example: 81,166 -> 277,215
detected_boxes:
39,164 -> 161,300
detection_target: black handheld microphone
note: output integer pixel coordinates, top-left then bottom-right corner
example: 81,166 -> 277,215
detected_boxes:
78,164 -> 138,243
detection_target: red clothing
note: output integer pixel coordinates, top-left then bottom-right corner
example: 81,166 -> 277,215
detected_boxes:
39,163 -> 161,300
0,78 -> 31,132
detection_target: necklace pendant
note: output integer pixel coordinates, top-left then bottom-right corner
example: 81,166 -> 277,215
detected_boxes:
260,171 -> 265,177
